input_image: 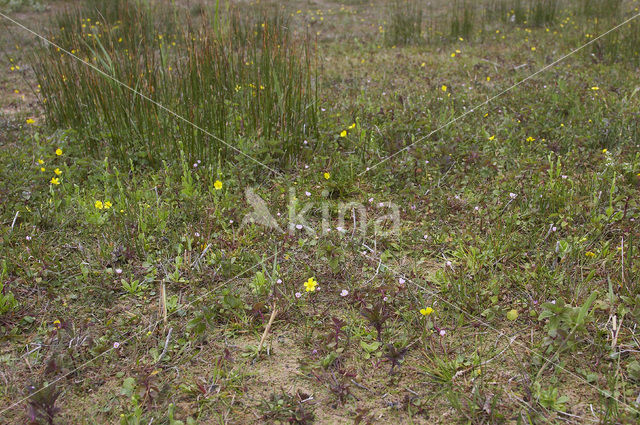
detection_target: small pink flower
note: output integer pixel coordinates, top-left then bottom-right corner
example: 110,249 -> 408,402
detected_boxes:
115,268 -> 123,274
439,330 -> 446,336
295,292 -> 302,298
340,289 -> 349,297
113,342 -> 120,349
398,278 -> 406,284
383,296 -> 388,302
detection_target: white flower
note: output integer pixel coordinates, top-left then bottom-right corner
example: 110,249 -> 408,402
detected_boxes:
439,329 -> 446,336
509,193 -> 517,199
305,191 -> 311,197
25,235 -> 31,240
423,234 -> 428,240
194,232 -> 200,237
296,224 -> 303,230
340,289 -> 349,297
398,278 -> 406,284
295,292 -> 302,298
277,279 -> 282,284
115,268 -> 123,274
446,261 -> 452,267
113,342 -> 120,349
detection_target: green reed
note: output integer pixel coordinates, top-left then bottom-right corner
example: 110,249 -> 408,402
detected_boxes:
33,0 -> 317,170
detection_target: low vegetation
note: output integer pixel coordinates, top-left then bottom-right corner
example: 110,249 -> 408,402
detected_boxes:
1,0 -> 639,423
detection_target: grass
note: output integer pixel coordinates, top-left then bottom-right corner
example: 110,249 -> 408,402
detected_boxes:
1,0 -> 640,423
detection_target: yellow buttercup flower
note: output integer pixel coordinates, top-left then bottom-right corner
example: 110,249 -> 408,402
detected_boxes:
488,135 -> 495,141
420,307 -> 434,316
601,148 -> 607,154
340,130 -> 347,137
40,167 -> 46,172
37,159 -> 44,164
585,251 -> 596,258
54,168 -> 62,175
50,177 -> 60,185
26,118 -> 35,124
348,123 -> 356,130
304,277 -> 318,292
214,180 -> 223,190
104,201 -> 112,209
55,148 -> 63,156
323,172 -> 330,180
441,85 -> 447,92
95,200 -> 103,210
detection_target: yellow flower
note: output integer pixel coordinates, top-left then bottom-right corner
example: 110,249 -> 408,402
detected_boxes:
450,52 -> 456,57
526,136 -> 535,142
585,251 -> 596,258
324,172 -> 330,180
531,46 -> 536,51
488,135 -> 495,141
26,118 -> 35,124
486,76 -> 490,81
420,62 -> 426,67
50,177 -> 60,185
441,85 -> 447,92
37,159 -> 44,164
214,180 -> 223,190
304,277 -> 318,292
54,168 -> 62,175
53,319 -> 61,328
348,123 -> 356,130
104,201 -> 112,209
340,130 -> 347,137
420,307 -> 434,316
40,167 -> 46,172
591,86 -> 599,91
601,148 -> 607,154
95,200 -> 103,210
55,148 -> 63,156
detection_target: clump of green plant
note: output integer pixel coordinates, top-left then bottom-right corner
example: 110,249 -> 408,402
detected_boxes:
384,0 -> 423,46
449,0 -> 475,40
0,279 -> 18,315
538,293 -> 597,354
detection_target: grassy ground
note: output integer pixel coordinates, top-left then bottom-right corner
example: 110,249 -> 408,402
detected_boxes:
1,0 -> 640,423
